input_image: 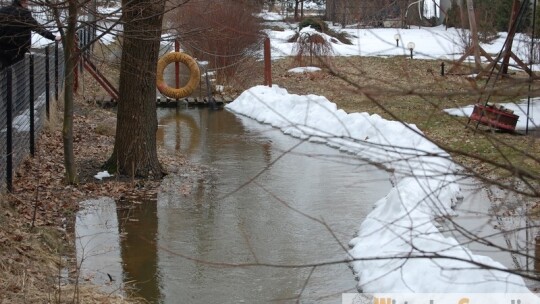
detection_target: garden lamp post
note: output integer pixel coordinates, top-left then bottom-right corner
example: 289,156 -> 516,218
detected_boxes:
394,34 -> 400,47
439,56 -> 447,76
407,42 -> 415,59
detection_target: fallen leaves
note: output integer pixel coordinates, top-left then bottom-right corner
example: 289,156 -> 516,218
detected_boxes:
1,86 -> 189,303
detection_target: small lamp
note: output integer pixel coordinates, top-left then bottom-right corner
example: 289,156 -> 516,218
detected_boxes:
393,34 -> 400,47
407,42 -> 415,59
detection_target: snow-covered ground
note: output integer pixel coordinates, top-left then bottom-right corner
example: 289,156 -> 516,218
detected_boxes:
264,12 -> 539,73
225,9 -> 540,296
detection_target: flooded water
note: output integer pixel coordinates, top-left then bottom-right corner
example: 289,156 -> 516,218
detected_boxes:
76,107 -> 393,303
444,180 -> 540,290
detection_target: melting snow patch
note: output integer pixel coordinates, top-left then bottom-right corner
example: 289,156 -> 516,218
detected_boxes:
288,66 -> 321,73
94,171 -> 113,180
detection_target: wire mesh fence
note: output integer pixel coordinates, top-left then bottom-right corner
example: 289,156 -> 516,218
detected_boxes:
0,42 -> 64,192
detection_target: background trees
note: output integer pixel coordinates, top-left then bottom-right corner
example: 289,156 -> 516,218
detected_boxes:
167,0 -> 264,91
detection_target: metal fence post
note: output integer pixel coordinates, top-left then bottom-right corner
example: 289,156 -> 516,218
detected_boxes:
6,68 -> 13,192
535,235 -> 540,272
175,39 -> 180,90
78,30 -> 83,73
55,40 -> 59,100
29,54 -> 35,156
45,45 -> 50,118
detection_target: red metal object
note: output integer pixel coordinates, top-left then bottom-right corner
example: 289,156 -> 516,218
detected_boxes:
74,39 -> 119,101
264,37 -> 272,87
74,36 -> 79,92
82,55 -> 119,101
175,39 -> 180,90
469,104 -> 519,131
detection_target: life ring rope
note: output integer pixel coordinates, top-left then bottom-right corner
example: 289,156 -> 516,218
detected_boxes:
156,52 -> 200,99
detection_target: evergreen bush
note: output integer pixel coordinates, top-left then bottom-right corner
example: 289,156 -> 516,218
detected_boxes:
299,17 -> 328,32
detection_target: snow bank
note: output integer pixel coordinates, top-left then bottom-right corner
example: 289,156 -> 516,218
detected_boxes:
226,85 -> 534,293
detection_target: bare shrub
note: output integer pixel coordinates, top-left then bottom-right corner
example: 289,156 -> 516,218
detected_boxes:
453,28 -> 473,54
168,0 -> 264,86
292,32 -> 334,67
517,35 -> 540,65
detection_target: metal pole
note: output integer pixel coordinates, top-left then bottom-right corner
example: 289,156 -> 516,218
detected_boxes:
29,54 -> 35,156
6,68 -> 13,192
45,45 -> 50,119
78,31 -> 84,73
175,39 -> 180,91
535,235 -> 540,272
55,40 -> 59,100
441,61 -> 445,76
527,0 -> 538,135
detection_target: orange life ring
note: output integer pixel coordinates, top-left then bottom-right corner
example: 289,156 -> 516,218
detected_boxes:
156,52 -> 200,99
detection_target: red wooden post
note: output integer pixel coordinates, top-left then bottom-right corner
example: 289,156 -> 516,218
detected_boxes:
264,37 -> 272,87
466,0 -> 481,73
175,39 -> 180,90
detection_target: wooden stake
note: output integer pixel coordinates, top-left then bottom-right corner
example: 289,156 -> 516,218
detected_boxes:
466,0 -> 481,73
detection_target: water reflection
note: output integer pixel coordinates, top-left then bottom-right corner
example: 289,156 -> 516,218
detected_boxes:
154,108 -> 393,303
156,108 -> 200,156
444,181 -> 540,281
77,108 -> 394,303
116,197 -> 161,301
76,198 -> 123,292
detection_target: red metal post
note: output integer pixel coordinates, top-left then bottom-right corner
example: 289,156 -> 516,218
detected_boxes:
175,39 -> 180,90
264,37 -> 272,87
74,35 -> 79,92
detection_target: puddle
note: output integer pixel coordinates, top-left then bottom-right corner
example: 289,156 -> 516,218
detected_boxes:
76,108 -> 393,303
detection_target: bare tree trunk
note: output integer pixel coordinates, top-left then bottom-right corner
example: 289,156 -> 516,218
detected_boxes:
300,0 -> 304,19
458,0 -> 467,28
328,0 -> 336,24
106,0 -> 165,179
294,0 -> 299,20
341,0 -> 347,27
62,0 -> 78,184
